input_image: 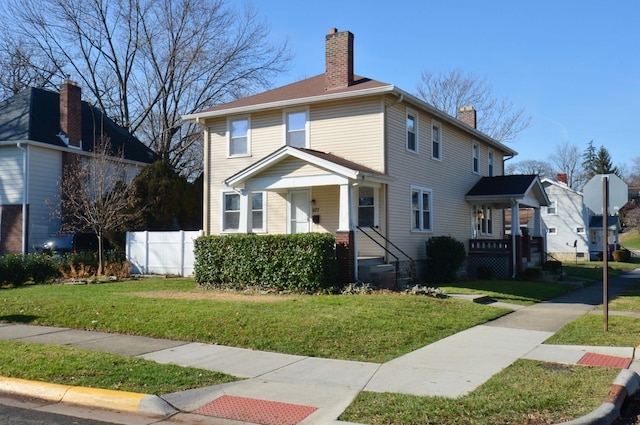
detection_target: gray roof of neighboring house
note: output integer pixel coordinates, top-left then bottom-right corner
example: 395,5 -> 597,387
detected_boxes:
588,215 -> 620,229
0,87 -> 159,164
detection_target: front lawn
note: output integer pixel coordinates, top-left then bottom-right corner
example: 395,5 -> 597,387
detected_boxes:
438,279 -> 574,305
0,278 -> 512,363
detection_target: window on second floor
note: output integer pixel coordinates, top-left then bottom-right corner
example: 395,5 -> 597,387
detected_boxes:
406,109 -> 417,152
546,200 -> 557,215
228,117 -> 250,157
472,142 -> 480,173
285,109 -> 308,148
432,122 -> 441,160
411,185 -> 432,232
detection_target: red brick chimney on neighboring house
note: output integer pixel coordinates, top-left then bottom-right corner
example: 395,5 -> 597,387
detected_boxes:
457,106 -> 477,128
557,172 -> 568,185
325,28 -> 354,90
60,80 -> 82,148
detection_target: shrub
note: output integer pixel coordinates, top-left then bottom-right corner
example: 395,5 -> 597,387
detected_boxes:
194,233 -> 338,293
522,267 -> 541,280
0,254 -> 29,286
24,254 -> 59,283
542,260 -> 562,274
612,248 -> 632,263
425,236 -> 466,283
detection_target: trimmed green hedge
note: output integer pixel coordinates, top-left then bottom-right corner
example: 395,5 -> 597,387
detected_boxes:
194,233 -> 338,293
0,254 -> 59,286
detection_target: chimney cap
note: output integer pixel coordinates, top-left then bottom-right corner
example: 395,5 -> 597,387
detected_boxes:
459,106 -> 475,112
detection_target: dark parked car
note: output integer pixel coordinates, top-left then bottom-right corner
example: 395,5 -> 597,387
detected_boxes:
41,233 -> 100,256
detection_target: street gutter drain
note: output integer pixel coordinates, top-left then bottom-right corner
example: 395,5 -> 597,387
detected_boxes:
578,352 -> 632,369
193,395 -> 318,425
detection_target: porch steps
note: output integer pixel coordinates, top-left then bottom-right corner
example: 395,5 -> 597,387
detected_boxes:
358,258 -> 396,288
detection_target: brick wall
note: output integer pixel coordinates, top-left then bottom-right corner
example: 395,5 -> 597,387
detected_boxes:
325,28 -> 354,90
60,80 -> 82,148
335,230 -> 354,284
0,205 -> 28,255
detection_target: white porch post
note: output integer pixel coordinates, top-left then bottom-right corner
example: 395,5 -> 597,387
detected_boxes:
511,201 -> 520,278
532,207 -> 542,237
338,184 -> 352,231
238,190 -> 252,233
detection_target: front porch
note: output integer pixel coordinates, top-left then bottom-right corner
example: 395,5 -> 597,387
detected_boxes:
468,236 -> 545,279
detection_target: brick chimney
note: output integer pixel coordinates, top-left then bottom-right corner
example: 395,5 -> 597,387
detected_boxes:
325,28 -> 354,90
557,172 -> 568,185
60,80 -> 82,148
457,106 -> 477,128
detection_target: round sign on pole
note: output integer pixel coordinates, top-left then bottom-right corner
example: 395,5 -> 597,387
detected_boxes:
583,174 -> 628,214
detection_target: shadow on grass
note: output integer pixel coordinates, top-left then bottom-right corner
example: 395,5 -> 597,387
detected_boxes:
0,315 -> 40,323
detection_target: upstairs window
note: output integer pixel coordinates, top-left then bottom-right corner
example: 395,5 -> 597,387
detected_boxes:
411,185 -> 432,232
547,200 -> 557,215
286,110 -> 308,148
472,142 -> 480,173
228,117 -> 249,156
432,122 -> 441,160
406,110 -> 417,152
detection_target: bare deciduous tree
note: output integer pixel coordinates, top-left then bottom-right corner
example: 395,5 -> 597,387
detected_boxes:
57,138 -> 142,275
415,68 -> 531,143
0,32 -> 58,99
505,159 -> 554,179
548,141 -> 586,189
4,0 -> 291,177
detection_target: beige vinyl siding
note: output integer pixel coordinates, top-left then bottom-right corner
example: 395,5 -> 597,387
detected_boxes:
384,97 -> 504,260
309,186 -> 338,234
265,191 -> 287,234
260,158 -> 332,180
309,98 -> 384,172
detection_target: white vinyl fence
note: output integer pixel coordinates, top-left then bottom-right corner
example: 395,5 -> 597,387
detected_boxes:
126,230 -> 202,276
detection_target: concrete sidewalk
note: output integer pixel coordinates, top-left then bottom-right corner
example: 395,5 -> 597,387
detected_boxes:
1,268 -> 640,425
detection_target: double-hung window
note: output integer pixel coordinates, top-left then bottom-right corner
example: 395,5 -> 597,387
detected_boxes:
432,122 -> 441,160
411,185 -> 432,232
222,191 -> 266,232
547,200 -> 557,215
228,117 -> 250,156
285,109 -> 308,148
406,109 -> 417,152
472,142 -> 480,173
358,186 -> 375,227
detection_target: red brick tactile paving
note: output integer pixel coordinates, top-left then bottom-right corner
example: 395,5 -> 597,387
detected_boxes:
578,352 -> 632,369
193,395 -> 318,425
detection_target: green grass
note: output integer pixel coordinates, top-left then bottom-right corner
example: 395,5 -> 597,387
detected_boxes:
0,278 -> 511,363
439,279 -> 575,305
0,340 -> 237,394
340,359 -> 620,425
620,230 -> 640,250
547,281 -> 640,347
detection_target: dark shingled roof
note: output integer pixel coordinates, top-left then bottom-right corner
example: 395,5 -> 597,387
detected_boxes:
589,215 -> 620,229
0,87 -> 159,164
466,175 -> 539,197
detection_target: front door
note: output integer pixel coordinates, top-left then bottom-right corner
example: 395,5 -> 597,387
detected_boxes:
289,190 -> 310,234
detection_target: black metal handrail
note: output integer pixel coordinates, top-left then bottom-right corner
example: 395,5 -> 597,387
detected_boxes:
356,226 -> 414,287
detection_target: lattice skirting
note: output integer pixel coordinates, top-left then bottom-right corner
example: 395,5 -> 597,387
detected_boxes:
468,254 -> 510,279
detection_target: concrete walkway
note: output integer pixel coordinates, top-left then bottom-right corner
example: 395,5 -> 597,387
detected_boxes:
1,269 -> 640,425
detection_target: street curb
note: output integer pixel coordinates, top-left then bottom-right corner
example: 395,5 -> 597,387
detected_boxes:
0,376 -> 177,417
556,369 -> 640,425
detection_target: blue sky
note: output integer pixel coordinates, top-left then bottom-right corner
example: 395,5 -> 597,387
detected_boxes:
257,0 -> 639,173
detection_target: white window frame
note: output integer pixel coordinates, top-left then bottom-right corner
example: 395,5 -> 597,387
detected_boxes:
548,227 -> 558,235
480,204 -> 492,235
576,227 -> 585,234
410,185 -> 432,232
488,149 -> 494,177
547,200 -> 557,215
472,142 -> 480,174
431,120 -> 442,160
227,116 -> 251,157
406,108 -> 418,153
357,186 -> 378,228
221,190 -> 266,233
283,107 -> 309,148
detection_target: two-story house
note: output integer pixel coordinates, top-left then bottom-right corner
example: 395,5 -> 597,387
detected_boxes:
184,29 -> 549,283
0,81 -> 158,255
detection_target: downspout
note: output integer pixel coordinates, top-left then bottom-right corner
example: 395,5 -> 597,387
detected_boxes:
510,198 -> 517,278
16,142 -> 29,255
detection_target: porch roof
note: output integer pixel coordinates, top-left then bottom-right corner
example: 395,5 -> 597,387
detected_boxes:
589,215 -> 620,230
224,145 -> 392,189
465,174 -> 550,208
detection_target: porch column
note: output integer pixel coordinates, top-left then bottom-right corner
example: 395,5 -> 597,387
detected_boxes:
338,184 -> 353,231
511,201 -> 519,278
532,207 -> 542,237
238,190 -> 252,234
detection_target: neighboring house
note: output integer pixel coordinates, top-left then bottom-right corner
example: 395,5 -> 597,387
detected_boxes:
184,28 -> 549,283
539,173 -> 622,262
541,175 -> 590,261
0,81 -> 158,255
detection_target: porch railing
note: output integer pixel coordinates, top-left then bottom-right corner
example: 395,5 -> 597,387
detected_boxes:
356,225 -> 414,287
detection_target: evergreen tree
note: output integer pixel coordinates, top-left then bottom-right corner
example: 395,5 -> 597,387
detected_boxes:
594,146 -> 619,175
581,141 -> 618,180
581,140 -> 597,179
